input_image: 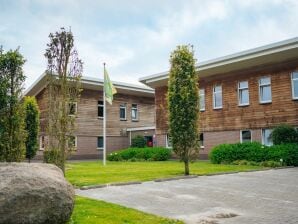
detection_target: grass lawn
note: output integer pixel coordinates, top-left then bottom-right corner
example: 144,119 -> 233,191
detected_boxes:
66,160 -> 263,187
69,196 -> 183,224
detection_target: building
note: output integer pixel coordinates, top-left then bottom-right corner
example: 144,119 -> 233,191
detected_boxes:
25,74 -> 156,159
140,38 -> 298,159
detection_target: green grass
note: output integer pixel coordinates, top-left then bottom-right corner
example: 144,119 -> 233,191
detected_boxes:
66,160 -> 263,187
69,196 -> 183,224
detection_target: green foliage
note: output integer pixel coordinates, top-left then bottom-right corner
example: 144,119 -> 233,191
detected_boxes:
272,124 -> 298,145
107,147 -> 171,161
231,160 -> 281,167
23,96 -> 40,162
209,142 -> 298,166
167,45 -> 199,175
131,135 -> 146,148
43,149 -> 63,168
0,48 -> 26,162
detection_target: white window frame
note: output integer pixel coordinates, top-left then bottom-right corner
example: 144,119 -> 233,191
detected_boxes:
213,84 -> 223,109
262,129 -> 273,146
199,133 -> 204,149
165,134 -> 172,148
199,89 -> 205,111
39,136 -> 45,151
291,71 -> 298,100
98,100 -> 104,118
238,81 -> 249,106
131,104 -> 138,121
97,136 -> 104,150
68,102 -> 77,116
240,130 -> 252,143
259,77 -> 272,104
120,103 -> 127,121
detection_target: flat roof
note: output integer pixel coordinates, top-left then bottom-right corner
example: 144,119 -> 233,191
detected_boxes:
25,73 -> 154,98
139,37 -> 298,88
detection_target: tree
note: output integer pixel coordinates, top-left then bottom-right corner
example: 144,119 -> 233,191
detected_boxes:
44,27 -> 83,174
0,48 -> 27,162
167,45 -> 199,175
272,124 -> 298,145
24,96 -> 40,162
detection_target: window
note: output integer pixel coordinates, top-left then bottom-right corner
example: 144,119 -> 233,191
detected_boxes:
262,129 -> 273,146
97,136 -> 103,149
259,77 -> 272,103
68,102 -> 77,116
98,101 -> 104,118
240,130 -> 252,143
199,89 -> 205,111
166,134 -> 172,148
238,81 -> 249,106
213,84 -> 222,109
199,133 -> 204,149
120,104 -> 126,120
292,71 -> 298,99
68,136 -> 77,149
40,136 -> 45,150
131,104 -> 138,121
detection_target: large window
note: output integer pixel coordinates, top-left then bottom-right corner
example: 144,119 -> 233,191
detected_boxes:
120,103 -> 126,120
68,102 -> 77,116
199,89 -> 205,111
292,71 -> 298,99
213,84 -> 222,109
98,101 -> 104,118
238,81 -> 249,106
259,77 -> 272,103
131,104 -> 138,121
97,136 -> 103,149
240,130 -> 252,143
262,129 -> 273,146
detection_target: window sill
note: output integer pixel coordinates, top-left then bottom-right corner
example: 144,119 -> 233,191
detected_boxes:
292,97 -> 298,100
200,109 -> 205,112
238,104 -> 249,107
213,107 -> 222,110
97,117 -> 104,120
97,148 -> 103,150
132,119 -> 139,122
259,101 -> 272,105
200,146 -> 205,149
120,119 -> 127,121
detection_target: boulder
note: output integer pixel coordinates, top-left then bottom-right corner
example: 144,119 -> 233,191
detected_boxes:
0,163 -> 74,224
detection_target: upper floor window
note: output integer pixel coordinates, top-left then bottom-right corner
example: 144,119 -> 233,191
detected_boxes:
259,77 -> 271,103
131,104 -> 138,121
213,84 -> 222,109
238,81 -> 249,106
120,103 -> 126,120
262,129 -> 273,146
292,71 -> 298,99
98,101 -> 104,118
240,130 -> 252,143
68,102 -> 77,116
199,89 -> 205,111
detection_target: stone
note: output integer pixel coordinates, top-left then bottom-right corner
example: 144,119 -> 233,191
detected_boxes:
0,162 -> 74,224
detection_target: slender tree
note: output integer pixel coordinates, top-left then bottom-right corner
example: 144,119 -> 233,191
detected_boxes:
24,96 -> 40,162
167,45 -> 199,175
0,48 -> 27,162
44,27 -> 83,174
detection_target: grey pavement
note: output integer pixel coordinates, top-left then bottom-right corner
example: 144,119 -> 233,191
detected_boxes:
76,168 -> 298,224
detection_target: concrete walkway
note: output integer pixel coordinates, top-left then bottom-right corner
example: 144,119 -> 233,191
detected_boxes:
76,168 -> 298,224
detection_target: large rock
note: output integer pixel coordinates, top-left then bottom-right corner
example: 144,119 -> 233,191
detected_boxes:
0,163 -> 74,224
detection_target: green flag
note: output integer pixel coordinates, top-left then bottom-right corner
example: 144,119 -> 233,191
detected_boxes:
104,67 -> 117,105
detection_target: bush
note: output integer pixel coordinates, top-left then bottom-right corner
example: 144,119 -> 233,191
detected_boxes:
272,124 -> 298,145
131,135 -> 146,148
108,147 -> 171,161
209,142 -> 298,166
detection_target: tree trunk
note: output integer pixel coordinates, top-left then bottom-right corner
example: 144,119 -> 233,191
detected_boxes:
184,159 -> 190,175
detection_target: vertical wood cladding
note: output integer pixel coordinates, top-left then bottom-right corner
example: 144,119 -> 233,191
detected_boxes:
155,64 -> 298,134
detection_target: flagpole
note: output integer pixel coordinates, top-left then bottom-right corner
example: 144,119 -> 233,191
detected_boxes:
103,63 -> 106,166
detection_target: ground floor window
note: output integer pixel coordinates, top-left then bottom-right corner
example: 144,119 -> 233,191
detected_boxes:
199,133 -> 204,149
68,136 -> 77,149
166,134 -> 172,148
40,136 -> 45,150
241,130 -> 252,143
262,129 -> 273,146
97,136 -> 104,149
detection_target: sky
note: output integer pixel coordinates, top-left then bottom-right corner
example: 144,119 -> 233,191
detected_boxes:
1,0 -> 298,89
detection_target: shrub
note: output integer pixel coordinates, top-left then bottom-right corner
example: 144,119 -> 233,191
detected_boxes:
107,147 -> 171,161
272,124 -> 298,145
209,142 -> 298,166
131,135 -> 146,148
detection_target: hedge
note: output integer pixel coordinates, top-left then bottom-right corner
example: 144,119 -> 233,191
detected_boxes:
107,147 -> 171,161
209,142 -> 298,166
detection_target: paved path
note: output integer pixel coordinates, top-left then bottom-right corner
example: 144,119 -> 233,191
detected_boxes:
76,168 -> 298,224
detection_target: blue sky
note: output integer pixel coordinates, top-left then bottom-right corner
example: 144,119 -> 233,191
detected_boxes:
1,0 -> 298,89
